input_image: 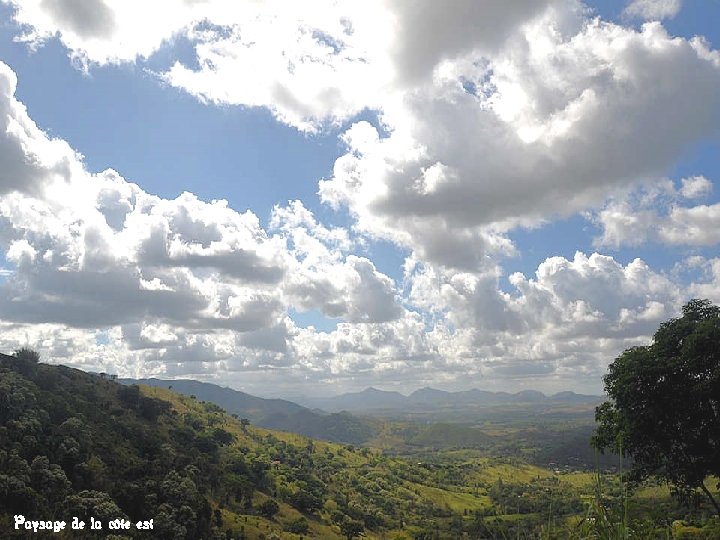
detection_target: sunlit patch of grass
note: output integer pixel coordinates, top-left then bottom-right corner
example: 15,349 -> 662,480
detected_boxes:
557,471 -> 598,489
412,483 -> 492,512
468,459 -> 553,485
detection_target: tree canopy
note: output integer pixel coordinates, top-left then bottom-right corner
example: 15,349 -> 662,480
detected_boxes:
593,299 -> 720,516
13,347 -> 40,363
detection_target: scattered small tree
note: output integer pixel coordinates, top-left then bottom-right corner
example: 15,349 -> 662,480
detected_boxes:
12,347 -> 40,376
13,347 -> 40,363
340,519 -> 364,539
593,299 -> 720,517
256,498 -> 279,519
285,517 -> 309,534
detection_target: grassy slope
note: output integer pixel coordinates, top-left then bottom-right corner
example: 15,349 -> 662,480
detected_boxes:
140,385 -> 498,539
144,385 -> 720,538
3,358 -> 717,539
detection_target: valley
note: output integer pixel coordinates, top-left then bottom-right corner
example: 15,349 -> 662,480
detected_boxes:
3,355 -> 714,539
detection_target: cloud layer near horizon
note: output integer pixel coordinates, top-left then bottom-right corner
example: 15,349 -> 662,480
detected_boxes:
1,0 -> 719,395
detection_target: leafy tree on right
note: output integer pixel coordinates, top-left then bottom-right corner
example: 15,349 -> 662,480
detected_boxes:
593,299 -> 720,517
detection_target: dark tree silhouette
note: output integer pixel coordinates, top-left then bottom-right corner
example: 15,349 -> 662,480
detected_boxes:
256,498 -> 279,519
13,347 -> 40,375
340,519 -> 364,539
13,347 -> 40,362
593,299 -> 720,516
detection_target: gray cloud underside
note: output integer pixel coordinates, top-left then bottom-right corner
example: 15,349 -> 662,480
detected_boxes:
0,0 -> 719,393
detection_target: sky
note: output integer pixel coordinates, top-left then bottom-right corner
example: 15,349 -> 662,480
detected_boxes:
0,0 -> 718,397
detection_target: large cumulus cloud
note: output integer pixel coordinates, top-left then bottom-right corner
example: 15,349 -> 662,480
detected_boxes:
1,0 -> 720,394
0,61 -> 406,385
321,17 -> 720,269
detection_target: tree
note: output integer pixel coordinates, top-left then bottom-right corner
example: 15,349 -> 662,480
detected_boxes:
13,347 -> 40,363
13,347 -> 40,376
61,490 -> 126,523
593,299 -> 720,516
118,384 -> 141,408
285,517 -> 309,534
340,519 -> 364,539
256,498 -> 279,519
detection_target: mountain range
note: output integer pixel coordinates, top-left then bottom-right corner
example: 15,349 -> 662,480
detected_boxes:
292,385 -> 603,412
122,378 -> 380,445
122,378 -> 602,444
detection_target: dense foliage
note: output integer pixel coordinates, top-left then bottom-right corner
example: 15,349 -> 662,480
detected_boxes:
1,348 -> 718,538
130,378 -> 382,446
594,299 -> 720,517
0,353 -> 226,538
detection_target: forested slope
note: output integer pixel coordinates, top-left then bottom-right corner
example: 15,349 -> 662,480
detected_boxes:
3,352 -> 718,539
0,353 -> 513,538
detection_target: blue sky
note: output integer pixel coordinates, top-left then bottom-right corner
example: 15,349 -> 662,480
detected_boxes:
0,12 -> 341,217
0,0 -> 718,396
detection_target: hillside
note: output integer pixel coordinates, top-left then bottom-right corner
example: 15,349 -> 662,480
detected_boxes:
3,353 -> 718,538
124,377 -> 381,446
123,378 -> 308,423
121,379 -> 608,466
123,378 -> 617,469
0,353 -> 564,538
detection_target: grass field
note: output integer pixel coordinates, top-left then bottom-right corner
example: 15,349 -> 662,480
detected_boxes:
139,384 -> 720,539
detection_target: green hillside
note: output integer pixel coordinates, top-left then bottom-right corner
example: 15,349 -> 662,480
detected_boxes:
124,378 -> 383,446
122,378 -> 609,469
0,353 -> 524,538
2,353 -> 719,539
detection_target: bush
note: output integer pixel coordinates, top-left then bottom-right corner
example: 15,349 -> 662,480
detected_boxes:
285,517 -> 309,534
257,498 -> 279,519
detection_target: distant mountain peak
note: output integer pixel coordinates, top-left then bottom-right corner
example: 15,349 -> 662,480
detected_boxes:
514,389 -> 546,400
410,386 -> 448,395
363,386 -> 402,394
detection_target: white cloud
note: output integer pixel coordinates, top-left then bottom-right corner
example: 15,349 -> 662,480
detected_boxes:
686,257 -> 720,304
3,0 -> 393,130
0,73 -> 404,344
321,18 -> 720,269
0,61 -> 403,371
1,0 -> 565,131
0,62 -> 82,197
659,204 -> 720,245
281,255 -> 403,324
680,175 -> 713,199
162,3 -> 393,132
623,0 -> 682,20
591,177 -> 720,247
0,176 -> 288,333
270,199 -> 354,258
386,0 -> 562,84
408,251 -> 680,343
271,201 -> 403,323
39,0 -> 115,40
509,252 -> 679,339
6,0 -> 197,66
2,2 -> 720,394
393,249 -> 690,390
6,2 -> 720,254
